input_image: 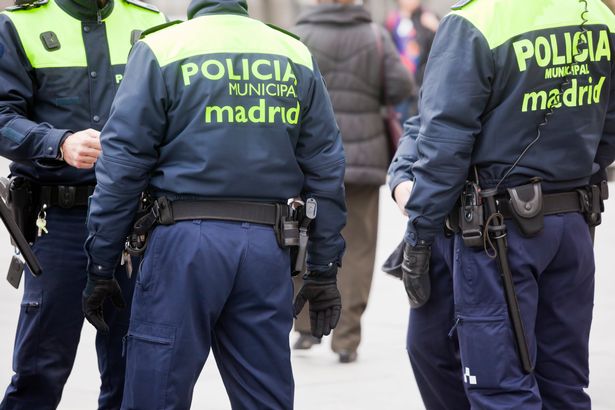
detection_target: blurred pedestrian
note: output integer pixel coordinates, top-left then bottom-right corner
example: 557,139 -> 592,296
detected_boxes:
386,0 -> 438,121
292,0 -> 414,363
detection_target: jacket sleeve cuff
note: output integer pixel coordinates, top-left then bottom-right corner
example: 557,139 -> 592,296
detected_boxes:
404,224 -> 436,247
44,128 -> 71,159
305,263 -> 338,281
87,262 -> 116,279
388,174 -> 412,200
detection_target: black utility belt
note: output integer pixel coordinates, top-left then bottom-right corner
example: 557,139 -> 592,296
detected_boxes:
150,198 -> 297,249
126,196 -> 317,276
5,177 -> 96,244
38,184 -> 95,209
454,179 -> 608,247
155,199 -> 289,226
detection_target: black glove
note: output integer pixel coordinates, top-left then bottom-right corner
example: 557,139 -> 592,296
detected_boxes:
293,271 -> 341,338
402,242 -> 431,309
82,274 -> 126,334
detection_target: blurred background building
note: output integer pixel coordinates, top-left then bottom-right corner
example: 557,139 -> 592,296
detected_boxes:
0,1 -> 614,25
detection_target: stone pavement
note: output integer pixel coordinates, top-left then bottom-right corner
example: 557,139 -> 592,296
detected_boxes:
0,180 -> 613,409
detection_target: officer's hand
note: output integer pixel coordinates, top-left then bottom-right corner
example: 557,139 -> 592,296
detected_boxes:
61,129 -> 102,169
82,274 -> 126,334
293,274 -> 341,338
402,242 -> 431,308
394,181 -> 412,216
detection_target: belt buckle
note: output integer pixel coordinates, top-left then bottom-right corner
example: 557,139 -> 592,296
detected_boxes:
57,186 -> 76,208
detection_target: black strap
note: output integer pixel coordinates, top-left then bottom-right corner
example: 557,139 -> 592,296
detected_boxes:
170,200 -> 288,226
39,185 -> 95,209
371,23 -> 387,104
498,191 -> 582,219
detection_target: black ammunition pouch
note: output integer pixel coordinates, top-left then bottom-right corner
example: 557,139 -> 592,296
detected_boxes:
126,197 -> 313,275
577,180 -> 608,228
505,179 -> 544,237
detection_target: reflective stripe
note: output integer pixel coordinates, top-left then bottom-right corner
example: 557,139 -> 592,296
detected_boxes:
452,0 -> 615,50
105,0 -> 166,66
143,14 -> 314,71
2,0 -> 86,68
2,0 -> 165,69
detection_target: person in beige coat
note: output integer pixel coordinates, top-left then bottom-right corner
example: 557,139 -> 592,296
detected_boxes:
292,0 -> 414,363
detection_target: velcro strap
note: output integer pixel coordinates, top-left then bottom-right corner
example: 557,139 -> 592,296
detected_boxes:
171,200 -> 287,226
498,191 -> 581,218
39,185 -> 95,208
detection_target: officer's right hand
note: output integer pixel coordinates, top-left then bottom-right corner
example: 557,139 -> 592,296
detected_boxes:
394,181 -> 412,216
61,129 -> 102,169
293,269 -> 342,338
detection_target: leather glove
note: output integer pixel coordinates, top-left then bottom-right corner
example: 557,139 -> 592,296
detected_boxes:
402,242 -> 431,309
293,271 -> 342,338
82,274 -> 126,334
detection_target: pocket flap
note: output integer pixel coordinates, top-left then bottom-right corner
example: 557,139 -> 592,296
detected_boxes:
20,291 -> 42,307
128,321 -> 175,346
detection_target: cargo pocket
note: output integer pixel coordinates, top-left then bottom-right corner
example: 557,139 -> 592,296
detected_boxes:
455,311 -> 516,390
13,291 -> 43,373
123,321 -> 176,410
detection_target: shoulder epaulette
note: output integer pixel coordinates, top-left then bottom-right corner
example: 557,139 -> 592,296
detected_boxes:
124,0 -> 160,13
451,0 -> 475,10
266,23 -> 300,41
140,20 -> 182,39
5,0 -> 48,12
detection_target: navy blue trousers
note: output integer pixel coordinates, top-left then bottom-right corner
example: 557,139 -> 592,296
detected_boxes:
407,233 -> 470,410
121,220 -> 294,410
453,213 -> 594,409
0,208 -> 134,410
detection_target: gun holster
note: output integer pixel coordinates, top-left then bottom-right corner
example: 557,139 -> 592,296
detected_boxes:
125,193 -> 155,257
7,177 -> 38,244
285,201 -> 306,277
507,179 -> 544,237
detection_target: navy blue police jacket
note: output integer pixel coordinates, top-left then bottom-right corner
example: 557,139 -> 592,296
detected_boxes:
388,115 -> 420,194
403,0 -> 615,246
85,0 -> 347,277
0,0 -> 166,185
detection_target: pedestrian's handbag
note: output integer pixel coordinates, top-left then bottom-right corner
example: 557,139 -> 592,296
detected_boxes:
371,23 -> 403,160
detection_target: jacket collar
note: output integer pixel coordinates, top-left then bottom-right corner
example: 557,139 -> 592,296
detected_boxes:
296,4 -> 372,26
55,0 -> 114,22
188,0 -> 249,20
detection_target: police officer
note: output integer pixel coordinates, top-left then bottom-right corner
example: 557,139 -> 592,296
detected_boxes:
398,0 -> 615,408
388,115 -> 470,410
82,0 -> 346,408
0,1 -> 165,408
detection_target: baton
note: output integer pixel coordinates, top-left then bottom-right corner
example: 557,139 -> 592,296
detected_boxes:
0,196 -> 42,276
481,188 -> 533,374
